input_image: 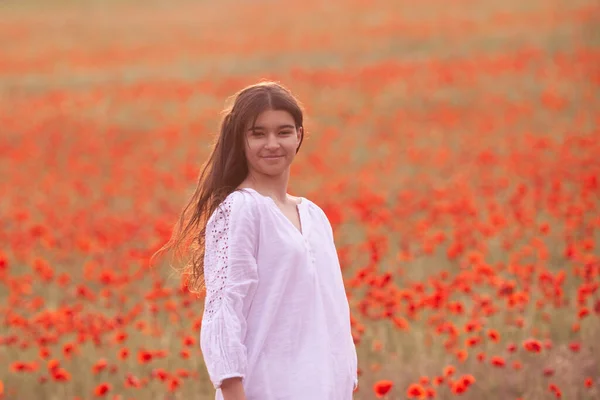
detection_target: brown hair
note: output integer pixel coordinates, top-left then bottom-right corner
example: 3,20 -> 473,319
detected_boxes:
150,80 -> 305,294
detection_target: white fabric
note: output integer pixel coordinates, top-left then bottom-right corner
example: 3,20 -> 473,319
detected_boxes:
200,187 -> 358,400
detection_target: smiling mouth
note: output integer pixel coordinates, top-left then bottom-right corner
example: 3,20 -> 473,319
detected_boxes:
262,155 -> 283,158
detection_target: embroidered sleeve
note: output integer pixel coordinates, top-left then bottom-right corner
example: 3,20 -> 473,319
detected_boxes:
200,191 -> 259,389
202,196 -> 232,323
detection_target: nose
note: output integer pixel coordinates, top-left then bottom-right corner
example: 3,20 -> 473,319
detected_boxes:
264,133 -> 280,150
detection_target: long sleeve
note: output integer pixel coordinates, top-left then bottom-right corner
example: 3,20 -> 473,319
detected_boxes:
200,192 -> 259,389
316,205 -> 359,391
352,341 -> 359,390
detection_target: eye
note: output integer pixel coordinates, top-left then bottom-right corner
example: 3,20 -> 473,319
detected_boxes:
279,131 -> 293,135
252,131 -> 265,136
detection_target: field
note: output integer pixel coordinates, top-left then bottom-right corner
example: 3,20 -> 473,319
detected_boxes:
1,0 -> 600,399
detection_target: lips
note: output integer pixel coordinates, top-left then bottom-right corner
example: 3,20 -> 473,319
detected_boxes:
262,155 -> 283,158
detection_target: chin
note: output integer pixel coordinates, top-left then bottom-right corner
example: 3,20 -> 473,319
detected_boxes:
251,165 -> 287,177
262,168 -> 287,177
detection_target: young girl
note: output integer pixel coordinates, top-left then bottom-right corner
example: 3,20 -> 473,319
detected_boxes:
160,81 -> 358,399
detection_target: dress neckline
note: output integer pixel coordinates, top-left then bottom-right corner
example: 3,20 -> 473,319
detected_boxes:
238,187 -> 305,207
239,187 -> 305,236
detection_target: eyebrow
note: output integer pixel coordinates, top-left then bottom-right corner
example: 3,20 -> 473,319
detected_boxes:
248,124 -> 295,132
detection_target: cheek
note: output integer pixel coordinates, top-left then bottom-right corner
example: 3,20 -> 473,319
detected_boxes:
245,141 -> 261,159
285,138 -> 299,153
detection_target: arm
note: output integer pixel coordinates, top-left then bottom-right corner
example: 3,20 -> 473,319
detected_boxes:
200,192 -> 259,397
221,377 -> 246,400
318,206 -> 359,390
352,341 -> 359,390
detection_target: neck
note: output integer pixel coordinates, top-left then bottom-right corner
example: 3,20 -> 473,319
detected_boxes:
244,169 -> 291,203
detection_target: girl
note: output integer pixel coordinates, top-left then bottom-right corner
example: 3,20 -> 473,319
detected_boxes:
158,81 -> 358,399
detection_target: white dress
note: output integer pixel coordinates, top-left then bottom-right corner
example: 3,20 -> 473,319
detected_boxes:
200,187 -> 358,400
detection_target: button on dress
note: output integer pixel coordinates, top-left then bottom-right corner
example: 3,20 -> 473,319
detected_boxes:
200,188 -> 358,400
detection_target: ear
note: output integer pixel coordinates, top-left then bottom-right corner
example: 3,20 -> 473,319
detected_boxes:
297,126 -> 303,142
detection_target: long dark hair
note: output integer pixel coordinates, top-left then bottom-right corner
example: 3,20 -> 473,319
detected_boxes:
150,80 -> 306,294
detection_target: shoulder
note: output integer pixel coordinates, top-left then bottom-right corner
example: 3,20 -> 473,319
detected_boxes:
208,189 -> 261,225
302,198 -> 332,230
304,198 -> 336,242
228,188 -> 261,210
303,197 -> 330,222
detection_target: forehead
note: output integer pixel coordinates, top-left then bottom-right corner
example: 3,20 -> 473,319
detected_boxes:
247,109 -> 295,129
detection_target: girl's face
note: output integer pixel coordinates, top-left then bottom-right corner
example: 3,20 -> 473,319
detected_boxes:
244,109 -> 303,178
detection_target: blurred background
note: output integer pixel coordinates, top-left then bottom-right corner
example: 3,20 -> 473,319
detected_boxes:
1,0 -> 599,399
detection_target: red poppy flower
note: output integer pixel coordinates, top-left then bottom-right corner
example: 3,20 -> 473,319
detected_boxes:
373,380 -> 393,397
406,383 -> 426,399
93,383 -> 110,397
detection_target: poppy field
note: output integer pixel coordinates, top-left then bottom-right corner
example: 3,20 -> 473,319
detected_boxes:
1,0 -> 599,399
